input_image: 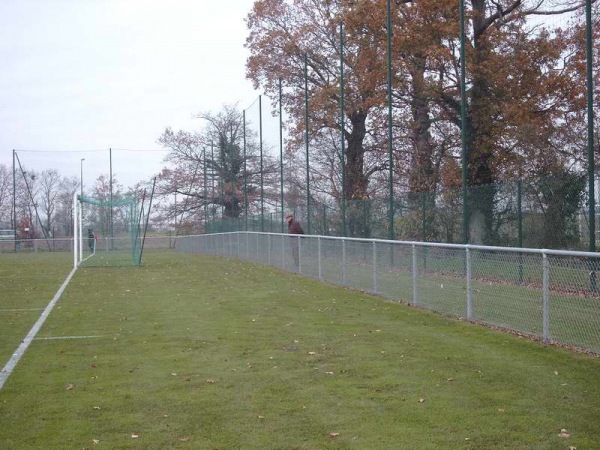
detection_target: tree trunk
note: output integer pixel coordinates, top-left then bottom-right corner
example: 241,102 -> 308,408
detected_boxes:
467,0 -> 498,244
344,110 -> 370,237
408,54 -> 436,241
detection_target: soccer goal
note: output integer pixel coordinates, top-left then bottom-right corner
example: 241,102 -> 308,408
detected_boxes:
73,193 -> 144,268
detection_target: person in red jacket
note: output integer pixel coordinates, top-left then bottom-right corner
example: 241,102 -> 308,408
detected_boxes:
285,214 -> 304,269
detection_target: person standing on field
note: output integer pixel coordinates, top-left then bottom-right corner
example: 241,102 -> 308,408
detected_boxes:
286,214 -> 304,269
87,228 -> 95,253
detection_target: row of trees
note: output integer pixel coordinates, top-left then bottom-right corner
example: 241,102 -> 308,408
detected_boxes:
0,165 -> 79,239
246,0 -> 598,244
156,0 -> 598,248
0,163 -> 142,241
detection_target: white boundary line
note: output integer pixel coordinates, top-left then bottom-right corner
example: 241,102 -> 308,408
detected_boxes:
34,335 -> 102,340
0,308 -> 45,312
82,252 -> 95,263
0,266 -> 77,390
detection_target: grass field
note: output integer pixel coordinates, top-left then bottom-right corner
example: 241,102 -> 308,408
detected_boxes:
1,251 -> 599,449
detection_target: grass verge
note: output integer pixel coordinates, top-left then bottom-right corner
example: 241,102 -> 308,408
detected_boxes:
1,251 -> 599,449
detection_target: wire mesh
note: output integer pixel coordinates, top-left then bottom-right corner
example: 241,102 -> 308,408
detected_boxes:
180,232 -> 600,354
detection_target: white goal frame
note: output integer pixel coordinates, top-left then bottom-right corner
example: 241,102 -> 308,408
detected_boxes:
73,193 -> 96,268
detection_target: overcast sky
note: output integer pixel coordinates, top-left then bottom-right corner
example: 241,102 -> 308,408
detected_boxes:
0,0 -> 259,191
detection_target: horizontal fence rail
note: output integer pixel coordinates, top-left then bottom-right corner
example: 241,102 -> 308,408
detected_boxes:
175,232 -> 600,354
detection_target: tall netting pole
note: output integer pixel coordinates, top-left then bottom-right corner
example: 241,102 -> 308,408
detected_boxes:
211,142 -> 215,223
259,95 -> 265,232
243,110 -> 248,231
203,147 -> 208,230
78,195 -> 83,263
304,53 -> 311,234
459,0 -> 469,244
73,192 -> 78,268
12,149 -> 16,253
586,0 -> 596,292
586,0 -> 595,254
386,0 -> 395,240
340,22 -> 347,237
109,148 -> 113,248
279,77 -> 285,233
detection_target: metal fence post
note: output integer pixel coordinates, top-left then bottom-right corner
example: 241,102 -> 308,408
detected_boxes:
298,235 -> 302,274
342,238 -> 347,285
542,252 -> 550,342
237,232 -> 240,259
412,244 -> 418,305
318,236 -> 323,281
268,234 -> 272,266
373,241 -> 378,294
281,234 -> 285,270
466,246 -> 473,319
256,233 -> 260,262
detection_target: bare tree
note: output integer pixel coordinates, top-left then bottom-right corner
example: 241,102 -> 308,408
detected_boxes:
38,169 -> 61,236
0,164 -> 12,227
55,176 -> 79,237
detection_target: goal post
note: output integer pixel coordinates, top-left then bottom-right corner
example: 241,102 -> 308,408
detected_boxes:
73,193 -> 143,268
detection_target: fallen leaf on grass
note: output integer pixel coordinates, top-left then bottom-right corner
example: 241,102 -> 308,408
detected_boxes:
131,433 -> 139,439
93,439 -> 99,444
179,437 -> 190,442
497,409 -> 505,413
419,398 -> 425,403
308,351 -> 316,355
325,371 -> 334,375
66,384 -> 74,390
205,379 -> 215,384
93,406 -> 101,410
558,429 -> 571,438
330,432 -> 340,438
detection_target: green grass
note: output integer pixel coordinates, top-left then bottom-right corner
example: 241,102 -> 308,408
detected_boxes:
80,249 -> 138,268
1,251 -> 599,449
0,252 -> 73,365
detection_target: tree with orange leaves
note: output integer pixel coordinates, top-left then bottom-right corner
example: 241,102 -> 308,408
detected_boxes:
246,0 -> 390,236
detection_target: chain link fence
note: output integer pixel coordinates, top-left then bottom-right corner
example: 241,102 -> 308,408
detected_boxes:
176,232 -> 600,354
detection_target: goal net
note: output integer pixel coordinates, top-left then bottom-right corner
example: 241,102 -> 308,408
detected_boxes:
74,193 -> 143,267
